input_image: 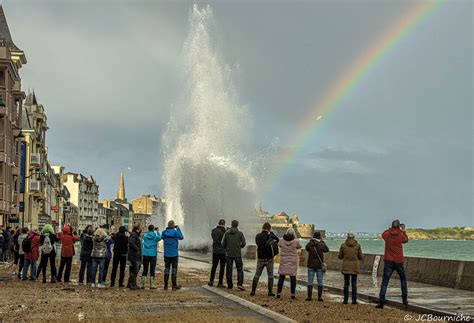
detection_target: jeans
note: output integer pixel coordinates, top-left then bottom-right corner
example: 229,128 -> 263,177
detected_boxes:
22,259 -> 37,279
210,253 -> 226,284
277,274 -> 296,296
226,256 -> 244,288
164,256 -> 178,275
253,258 -> 274,281
379,260 -> 408,303
102,258 -> 110,282
129,259 -> 141,275
110,254 -> 127,286
0,248 -> 3,262
18,254 -> 25,278
91,257 -> 106,285
142,256 -> 157,277
39,252 -> 57,281
57,256 -> 73,282
343,274 -> 358,303
308,268 -> 324,286
78,256 -> 92,284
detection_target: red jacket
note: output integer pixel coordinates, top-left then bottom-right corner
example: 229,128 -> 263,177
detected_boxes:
382,228 -> 408,264
59,225 -> 80,257
24,232 -> 40,261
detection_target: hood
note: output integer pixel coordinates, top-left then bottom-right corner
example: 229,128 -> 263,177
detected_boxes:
144,231 -> 157,241
119,226 -> 126,233
19,233 -> 28,239
93,235 -> 106,242
345,238 -> 358,247
388,228 -> 403,236
283,233 -> 295,241
63,225 -> 71,234
228,227 -> 239,235
163,228 -> 177,237
310,238 -> 320,246
41,224 -> 54,234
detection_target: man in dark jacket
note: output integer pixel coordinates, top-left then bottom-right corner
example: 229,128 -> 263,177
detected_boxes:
3,227 -> 11,261
127,223 -> 142,290
376,220 -> 409,309
251,222 -> 279,296
209,219 -> 227,287
110,226 -> 129,287
222,220 -> 246,290
78,225 -> 94,285
305,231 -> 329,301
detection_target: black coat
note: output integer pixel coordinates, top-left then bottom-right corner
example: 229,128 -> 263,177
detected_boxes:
255,231 -> 279,259
113,231 -> 129,256
306,239 -> 329,270
80,233 -> 93,260
128,230 -> 142,262
211,226 -> 226,255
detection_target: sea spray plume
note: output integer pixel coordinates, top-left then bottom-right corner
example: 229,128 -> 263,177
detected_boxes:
162,5 -> 257,250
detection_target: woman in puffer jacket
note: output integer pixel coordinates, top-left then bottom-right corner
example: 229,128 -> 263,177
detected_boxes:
276,228 -> 301,300
57,225 -> 80,283
90,228 -> 110,288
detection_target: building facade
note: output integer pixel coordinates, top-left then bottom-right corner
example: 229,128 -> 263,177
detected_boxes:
0,6 -> 26,227
131,194 -> 166,228
63,172 -> 99,230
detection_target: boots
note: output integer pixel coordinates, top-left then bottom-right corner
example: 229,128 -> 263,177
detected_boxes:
305,285 -> 313,301
150,277 -> 156,289
343,285 -> 349,304
164,273 -> 170,290
267,278 -> 275,297
141,276 -> 146,289
128,273 -> 137,290
250,278 -> 258,296
376,302 -> 384,309
317,285 -> 323,301
402,296 -> 408,308
172,274 -> 181,290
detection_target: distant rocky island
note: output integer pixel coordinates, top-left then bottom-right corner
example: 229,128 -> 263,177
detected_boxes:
406,226 -> 474,240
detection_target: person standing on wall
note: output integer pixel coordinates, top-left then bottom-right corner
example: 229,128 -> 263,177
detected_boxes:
222,220 -> 246,291
338,232 -> 363,304
162,220 -> 184,290
376,219 -> 409,309
251,222 -> 279,296
208,219 -> 226,288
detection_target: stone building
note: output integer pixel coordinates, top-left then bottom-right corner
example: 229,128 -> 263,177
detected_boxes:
256,208 -> 316,239
101,170 -> 133,230
131,194 -> 166,227
63,172 -> 99,230
0,6 -> 26,227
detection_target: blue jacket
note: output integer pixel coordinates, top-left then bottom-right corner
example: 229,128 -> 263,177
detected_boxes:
142,230 -> 161,257
161,227 -> 183,257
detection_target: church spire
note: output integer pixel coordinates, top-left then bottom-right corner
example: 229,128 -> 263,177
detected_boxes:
117,169 -> 126,201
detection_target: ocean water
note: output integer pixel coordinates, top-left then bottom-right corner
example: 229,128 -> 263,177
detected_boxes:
323,239 -> 474,261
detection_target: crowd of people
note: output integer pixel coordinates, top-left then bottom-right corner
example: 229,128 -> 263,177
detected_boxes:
208,218 -> 409,308
0,220 -> 184,290
0,218 -> 409,309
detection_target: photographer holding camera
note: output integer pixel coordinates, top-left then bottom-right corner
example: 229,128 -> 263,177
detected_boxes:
376,219 -> 409,309
162,220 -> 184,290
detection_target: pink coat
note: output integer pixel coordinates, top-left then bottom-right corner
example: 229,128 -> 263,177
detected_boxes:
278,237 -> 302,276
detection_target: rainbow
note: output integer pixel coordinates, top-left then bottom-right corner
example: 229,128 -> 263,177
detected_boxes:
264,0 -> 445,196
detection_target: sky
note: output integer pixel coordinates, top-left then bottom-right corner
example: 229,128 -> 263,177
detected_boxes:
3,0 -> 472,232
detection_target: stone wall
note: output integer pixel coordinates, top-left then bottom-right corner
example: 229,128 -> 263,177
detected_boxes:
244,248 -> 473,291
298,250 -> 474,291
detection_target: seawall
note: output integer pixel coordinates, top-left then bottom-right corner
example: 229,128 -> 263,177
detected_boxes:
242,246 -> 474,291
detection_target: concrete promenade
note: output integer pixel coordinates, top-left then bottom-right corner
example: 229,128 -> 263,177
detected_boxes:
181,251 -> 474,317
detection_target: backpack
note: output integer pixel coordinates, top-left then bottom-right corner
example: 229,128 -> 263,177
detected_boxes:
22,236 -> 32,253
42,234 -> 53,255
265,235 -> 279,257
